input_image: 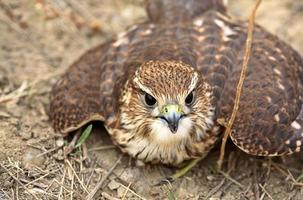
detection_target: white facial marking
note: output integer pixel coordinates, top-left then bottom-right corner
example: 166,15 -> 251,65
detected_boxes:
188,72 -> 199,92
133,77 -> 153,95
285,140 -> 290,145
150,117 -> 193,144
291,121 -> 301,130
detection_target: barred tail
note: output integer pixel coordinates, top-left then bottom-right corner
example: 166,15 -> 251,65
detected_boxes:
146,0 -> 227,23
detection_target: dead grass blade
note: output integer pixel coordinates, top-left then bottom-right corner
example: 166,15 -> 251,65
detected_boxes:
86,155 -> 122,200
0,163 -> 40,200
122,182 -> 132,200
259,184 -> 274,200
65,159 -> 90,194
0,188 -> 13,200
119,183 -> 146,200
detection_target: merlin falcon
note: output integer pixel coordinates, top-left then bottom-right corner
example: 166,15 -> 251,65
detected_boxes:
49,0 -> 303,166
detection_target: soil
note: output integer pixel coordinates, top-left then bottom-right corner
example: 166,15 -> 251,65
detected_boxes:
1,0 -> 303,199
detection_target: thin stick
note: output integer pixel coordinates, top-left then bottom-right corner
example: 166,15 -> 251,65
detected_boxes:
25,169 -> 59,187
53,179 -> 84,197
205,179 -> 225,199
88,145 -> 116,152
119,183 -> 146,200
122,182 -> 132,200
0,188 -> 12,200
70,167 -> 74,200
65,159 -> 89,194
259,184 -> 274,200
0,163 -> 39,200
218,170 -> 245,189
86,155 -> 122,200
16,165 -> 19,200
35,146 -> 61,158
217,0 -> 263,169
58,167 -> 66,200
101,192 -> 120,200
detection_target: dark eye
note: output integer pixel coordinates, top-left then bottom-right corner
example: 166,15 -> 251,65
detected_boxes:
185,91 -> 194,105
144,93 -> 157,106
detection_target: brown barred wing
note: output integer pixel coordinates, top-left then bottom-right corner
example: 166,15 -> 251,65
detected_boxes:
49,43 -> 110,134
219,26 -> 303,156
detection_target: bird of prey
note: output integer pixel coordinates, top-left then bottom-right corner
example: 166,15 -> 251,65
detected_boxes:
49,0 -> 303,166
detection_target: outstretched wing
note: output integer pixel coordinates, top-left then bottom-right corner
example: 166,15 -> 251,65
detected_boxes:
49,41 -> 113,134
219,25 -> 303,156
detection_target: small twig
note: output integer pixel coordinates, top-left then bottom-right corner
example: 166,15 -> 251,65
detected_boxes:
205,178 -> 226,199
86,155 -> 122,200
119,183 -> 146,200
41,179 -> 55,199
218,0 -> 263,169
122,182 -> 132,200
58,167 -> 66,200
85,162 -> 96,187
0,82 -> 28,104
259,184 -> 274,200
218,170 -> 245,189
0,163 -> 39,200
36,146 -> 62,158
53,179 -> 84,197
64,131 -> 81,156
1,188 -> 12,200
16,165 -> 19,200
88,145 -> 116,152
24,170 -> 57,187
101,192 -> 120,200
70,167 -> 74,200
65,159 -> 89,194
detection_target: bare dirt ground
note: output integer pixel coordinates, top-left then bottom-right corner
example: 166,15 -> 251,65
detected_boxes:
1,0 -> 303,199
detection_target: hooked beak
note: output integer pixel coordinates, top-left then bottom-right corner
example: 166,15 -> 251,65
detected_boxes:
159,104 -> 184,133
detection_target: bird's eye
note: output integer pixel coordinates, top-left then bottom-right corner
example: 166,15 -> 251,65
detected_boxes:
185,91 -> 195,105
144,93 -> 157,106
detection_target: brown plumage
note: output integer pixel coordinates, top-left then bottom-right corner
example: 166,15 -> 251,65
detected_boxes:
49,0 -> 303,165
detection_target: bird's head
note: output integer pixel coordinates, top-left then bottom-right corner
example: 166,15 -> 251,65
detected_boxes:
120,60 -> 215,144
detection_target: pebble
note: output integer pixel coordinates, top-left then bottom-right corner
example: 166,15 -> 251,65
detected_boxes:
108,179 -> 120,190
56,138 -> 64,147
